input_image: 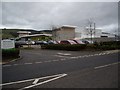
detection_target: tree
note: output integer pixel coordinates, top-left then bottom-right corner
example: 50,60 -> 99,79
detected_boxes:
86,19 -> 96,43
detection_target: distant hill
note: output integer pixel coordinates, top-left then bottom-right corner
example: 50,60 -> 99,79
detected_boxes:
2,28 -> 52,39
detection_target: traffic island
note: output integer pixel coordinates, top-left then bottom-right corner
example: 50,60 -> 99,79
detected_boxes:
2,48 -> 20,64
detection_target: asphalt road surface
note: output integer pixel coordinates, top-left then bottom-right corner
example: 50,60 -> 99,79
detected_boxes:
1,49 -> 119,89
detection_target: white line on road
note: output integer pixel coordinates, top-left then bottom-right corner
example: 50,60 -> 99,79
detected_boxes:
19,74 -> 67,90
70,57 -> 78,59
24,63 -> 33,65
32,79 -> 39,85
44,60 -> 52,63
94,54 -> 99,56
60,58 -> 66,61
57,53 -> 71,56
0,73 -> 67,87
2,52 -> 117,67
54,55 -> 66,57
52,60 -> 59,62
13,64 -> 19,66
94,62 -> 120,69
35,62 -> 42,64
3,65 -> 12,67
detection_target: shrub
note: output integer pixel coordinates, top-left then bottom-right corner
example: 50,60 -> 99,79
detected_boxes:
98,41 -> 120,50
2,48 -> 20,60
100,41 -> 120,46
42,44 -> 86,51
86,44 -> 97,50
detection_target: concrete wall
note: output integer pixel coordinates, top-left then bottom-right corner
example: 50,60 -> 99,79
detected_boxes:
52,27 -> 75,41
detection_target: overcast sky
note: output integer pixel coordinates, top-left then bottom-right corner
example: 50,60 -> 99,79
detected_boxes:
1,1 -> 119,34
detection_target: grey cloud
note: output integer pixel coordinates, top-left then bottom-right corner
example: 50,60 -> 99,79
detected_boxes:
1,2 -> 118,34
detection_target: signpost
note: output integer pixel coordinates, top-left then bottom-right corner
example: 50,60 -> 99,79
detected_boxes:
1,39 -> 15,49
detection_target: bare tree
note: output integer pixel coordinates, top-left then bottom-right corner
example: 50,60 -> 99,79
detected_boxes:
86,19 -> 96,43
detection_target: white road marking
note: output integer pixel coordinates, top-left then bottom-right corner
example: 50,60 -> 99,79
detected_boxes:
19,74 -> 67,90
90,55 -> 94,56
52,60 -> 59,62
94,54 -> 99,56
32,79 -> 39,85
54,55 -> 66,57
0,73 -> 67,87
3,65 -> 12,67
99,53 -> 103,55
60,58 -> 66,61
24,63 -> 32,65
57,53 -> 71,56
13,64 -> 19,66
101,53 -> 106,55
3,52 -> 117,67
35,62 -> 42,64
44,60 -> 52,63
70,57 -> 78,59
78,56 -> 82,58
94,62 -> 120,69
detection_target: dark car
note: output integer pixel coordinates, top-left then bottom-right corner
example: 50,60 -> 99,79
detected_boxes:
35,41 -> 48,45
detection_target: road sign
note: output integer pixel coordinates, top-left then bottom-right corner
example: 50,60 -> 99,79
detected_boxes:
1,39 -> 15,49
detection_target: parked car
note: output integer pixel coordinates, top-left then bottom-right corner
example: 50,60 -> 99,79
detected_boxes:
81,40 -> 89,44
15,40 -> 35,46
60,40 -> 77,45
82,40 -> 94,44
73,39 -> 85,44
35,41 -> 48,45
47,40 -> 58,44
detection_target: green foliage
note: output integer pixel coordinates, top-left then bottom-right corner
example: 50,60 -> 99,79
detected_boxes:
31,36 -> 52,41
42,44 -> 86,51
97,41 -> 120,50
2,29 -> 18,39
42,41 -> 120,51
2,48 -> 20,60
86,44 -> 97,50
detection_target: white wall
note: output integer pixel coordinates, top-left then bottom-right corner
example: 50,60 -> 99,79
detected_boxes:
75,27 -> 102,39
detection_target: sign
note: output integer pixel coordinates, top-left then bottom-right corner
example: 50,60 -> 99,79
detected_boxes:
1,39 -> 15,49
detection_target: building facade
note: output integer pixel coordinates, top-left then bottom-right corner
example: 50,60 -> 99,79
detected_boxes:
75,27 -> 117,42
17,31 -> 31,37
75,27 -> 102,39
52,25 -> 76,41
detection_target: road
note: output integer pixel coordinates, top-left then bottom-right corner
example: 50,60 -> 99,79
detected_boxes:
2,49 -> 119,89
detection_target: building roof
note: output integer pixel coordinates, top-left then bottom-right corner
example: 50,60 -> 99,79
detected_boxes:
19,34 -> 52,38
52,25 -> 76,31
17,31 -> 31,34
61,25 -> 76,29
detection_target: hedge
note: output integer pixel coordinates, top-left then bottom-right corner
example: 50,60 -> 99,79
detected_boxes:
42,44 -> 87,51
2,48 -> 20,60
42,41 -> 120,51
98,41 -> 120,50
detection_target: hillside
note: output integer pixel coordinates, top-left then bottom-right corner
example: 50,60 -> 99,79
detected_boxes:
2,28 -> 52,39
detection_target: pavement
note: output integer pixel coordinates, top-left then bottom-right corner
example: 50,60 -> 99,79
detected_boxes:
1,49 -> 119,89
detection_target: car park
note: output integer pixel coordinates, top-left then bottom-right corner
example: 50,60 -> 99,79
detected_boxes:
60,40 -> 77,45
47,40 -> 58,44
81,39 -> 94,44
35,41 -> 48,45
73,39 -> 85,44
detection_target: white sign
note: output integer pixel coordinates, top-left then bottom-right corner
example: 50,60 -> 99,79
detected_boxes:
1,39 -> 15,49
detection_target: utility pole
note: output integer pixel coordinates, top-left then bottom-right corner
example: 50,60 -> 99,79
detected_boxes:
93,23 -> 96,42
90,23 -> 92,43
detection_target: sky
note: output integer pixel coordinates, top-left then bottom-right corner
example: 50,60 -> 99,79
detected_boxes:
0,0 -> 119,35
